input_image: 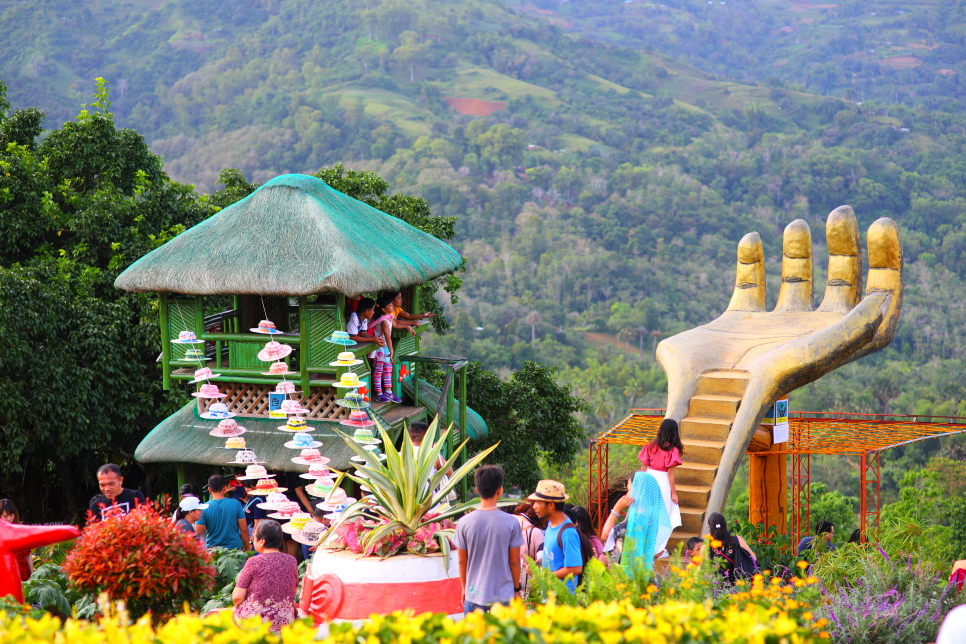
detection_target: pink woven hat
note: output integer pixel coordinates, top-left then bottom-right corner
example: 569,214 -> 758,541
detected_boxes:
208,418 -> 248,438
300,464 -> 332,480
188,366 -> 222,384
256,491 -> 289,511
291,448 -> 331,466
275,381 -> 300,395
258,341 -> 293,362
261,361 -> 295,376
171,330 -> 204,344
340,410 -> 376,428
192,383 -> 226,399
280,399 -> 306,415
251,319 -> 283,335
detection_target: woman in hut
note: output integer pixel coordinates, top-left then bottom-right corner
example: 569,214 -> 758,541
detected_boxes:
232,520 -> 299,631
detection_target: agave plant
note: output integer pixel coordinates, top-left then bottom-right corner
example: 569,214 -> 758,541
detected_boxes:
322,416 -> 502,560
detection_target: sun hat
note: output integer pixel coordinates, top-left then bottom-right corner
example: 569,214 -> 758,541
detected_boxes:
237,464 -> 275,480
278,417 -> 311,432
172,330 -> 204,344
281,515 -> 313,534
256,492 -> 289,510
291,521 -> 327,546
251,319 -> 283,335
527,479 -> 569,503
306,478 -> 336,498
252,478 -> 287,495
192,383 -> 226,399
329,351 -> 363,367
257,341 -> 293,362
333,372 -> 366,389
179,348 -> 205,361
200,402 -> 235,420
284,432 -> 322,449
336,392 -> 369,409
179,496 -> 208,512
351,444 -> 387,463
340,410 -> 376,428
291,448 -> 330,466
316,487 -> 348,511
261,361 -> 295,376
224,436 -> 246,449
280,399 -> 307,414
208,418 -> 248,438
351,426 -> 381,444
267,502 -> 302,519
275,380 -> 300,395
325,330 -> 355,346
300,464 -> 332,480
227,449 -> 264,465
188,367 -> 222,384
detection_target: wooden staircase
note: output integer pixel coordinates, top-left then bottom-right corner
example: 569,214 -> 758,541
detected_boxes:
667,369 -> 749,552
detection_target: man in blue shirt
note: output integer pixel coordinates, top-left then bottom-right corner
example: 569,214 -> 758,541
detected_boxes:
529,480 -> 583,592
196,475 -> 251,550
798,520 -> 837,556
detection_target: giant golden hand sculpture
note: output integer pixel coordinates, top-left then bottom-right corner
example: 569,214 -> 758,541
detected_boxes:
656,206 -> 902,522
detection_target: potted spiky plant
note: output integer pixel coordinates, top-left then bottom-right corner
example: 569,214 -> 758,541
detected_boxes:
299,417 -> 500,625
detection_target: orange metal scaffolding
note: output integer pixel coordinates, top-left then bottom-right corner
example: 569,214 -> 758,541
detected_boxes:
588,409 -> 966,545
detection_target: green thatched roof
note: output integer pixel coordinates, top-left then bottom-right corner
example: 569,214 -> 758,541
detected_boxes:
402,378 -> 488,441
114,174 -> 462,297
134,402 -> 365,472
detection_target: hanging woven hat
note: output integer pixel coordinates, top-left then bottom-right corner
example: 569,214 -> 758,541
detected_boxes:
188,366 -> 222,384
261,361 -> 295,376
283,432 -> 323,449
336,392 -> 370,410
278,417 -> 312,432
200,402 -> 235,420
329,351 -> 363,367
280,399 -> 307,415
227,450 -> 265,466
250,319 -> 283,335
291,448 -> 331,466
257,341 -> 293,362
333,372 -> 367,389
171,330 -> 205,344
208,418 -> 248,438
192,384 -> 226,399
275,380 -> 301,395
341,410 -> 376,429
324,331 -> 355,346
291,521 -> 327,546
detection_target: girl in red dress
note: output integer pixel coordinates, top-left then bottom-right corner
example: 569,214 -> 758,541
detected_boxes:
638,419 -> 684,555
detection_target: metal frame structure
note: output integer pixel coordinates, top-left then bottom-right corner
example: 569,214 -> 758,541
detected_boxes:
589,409 -> 966,544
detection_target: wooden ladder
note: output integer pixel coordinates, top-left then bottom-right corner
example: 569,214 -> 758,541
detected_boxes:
666,369 -> 749,552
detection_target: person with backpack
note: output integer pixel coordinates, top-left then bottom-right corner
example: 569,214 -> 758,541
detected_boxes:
707,512 -> 758,583
529,480 -> 586,593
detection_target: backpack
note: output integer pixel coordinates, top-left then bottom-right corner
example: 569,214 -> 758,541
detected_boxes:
556,522 -> 594,586
716,536 -> 758,580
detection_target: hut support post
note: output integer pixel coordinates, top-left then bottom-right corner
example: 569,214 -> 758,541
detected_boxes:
160,293 -> 171,390
859,451 -> 881,543
748,444 -> 787,536
193,296 -> 205,338
299,297 -> 310,390
176,463 -> 186,492
588,440 -> 609,534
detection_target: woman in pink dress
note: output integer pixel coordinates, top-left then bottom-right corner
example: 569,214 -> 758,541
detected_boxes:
232,520 -> 299,631
638,419 -> 684,556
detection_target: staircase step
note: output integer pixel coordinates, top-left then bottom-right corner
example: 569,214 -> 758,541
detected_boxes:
676,484 -> 712,508
681,438 -> 726,465
674,462 -> 717,487
695,370 -> 750,397
679,507 -> 706,533
688,394 -> 742,420
681,416 -> 732,441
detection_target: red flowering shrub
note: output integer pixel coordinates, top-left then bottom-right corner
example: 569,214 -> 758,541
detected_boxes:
64,502 -> 214,619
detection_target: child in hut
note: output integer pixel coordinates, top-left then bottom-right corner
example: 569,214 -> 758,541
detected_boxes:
639,418 -> 684,556
382,291 -> 434,336
369,297 -> 401,403
347,298 -> 386,347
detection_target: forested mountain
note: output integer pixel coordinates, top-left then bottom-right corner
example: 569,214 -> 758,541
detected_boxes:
3,0 -> 966,499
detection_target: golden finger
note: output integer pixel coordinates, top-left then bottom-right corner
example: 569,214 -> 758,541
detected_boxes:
726,232 -> 766,312
774,219 -> 813,312
817,205 -> 861,313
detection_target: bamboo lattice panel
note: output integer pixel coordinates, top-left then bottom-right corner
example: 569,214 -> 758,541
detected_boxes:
197,383 -> 350,420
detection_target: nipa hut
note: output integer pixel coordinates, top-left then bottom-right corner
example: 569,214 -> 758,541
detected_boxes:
115,174 -> 487,488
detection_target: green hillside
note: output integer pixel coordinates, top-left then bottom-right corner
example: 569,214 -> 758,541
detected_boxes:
3,0 -> 966,499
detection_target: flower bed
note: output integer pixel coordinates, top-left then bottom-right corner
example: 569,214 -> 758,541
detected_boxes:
0,596 -> 823,644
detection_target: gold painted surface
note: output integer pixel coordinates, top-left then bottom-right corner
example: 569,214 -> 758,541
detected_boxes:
654,207 -> 903,517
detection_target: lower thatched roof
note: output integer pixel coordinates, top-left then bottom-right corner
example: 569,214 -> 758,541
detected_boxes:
402,378 -> 488,441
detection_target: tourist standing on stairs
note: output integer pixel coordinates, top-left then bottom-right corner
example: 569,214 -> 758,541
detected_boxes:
454,465 -> 523,613
638,418 -> 684,556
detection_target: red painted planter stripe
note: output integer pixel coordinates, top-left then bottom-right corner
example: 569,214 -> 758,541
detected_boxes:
337,577 -> 462,619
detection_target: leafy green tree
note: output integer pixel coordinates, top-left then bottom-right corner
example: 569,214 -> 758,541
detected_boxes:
0,79 -> 211,521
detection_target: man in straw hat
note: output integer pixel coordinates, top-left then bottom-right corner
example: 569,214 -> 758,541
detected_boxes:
529,480 -> 584,593
453,465 -> 523,613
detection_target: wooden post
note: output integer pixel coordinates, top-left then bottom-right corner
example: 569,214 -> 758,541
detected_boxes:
299,296 -> 310,391
748,426 -> 788,535
160,293 -> 171,390
176,463 -> 186,492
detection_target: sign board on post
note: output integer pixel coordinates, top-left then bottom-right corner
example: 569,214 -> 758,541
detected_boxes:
762,398 -> 789,443
268,392 -> 287,419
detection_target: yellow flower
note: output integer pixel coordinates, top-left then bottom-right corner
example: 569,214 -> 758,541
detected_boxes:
797,560 -> 810,569
815,618 -> 829,628
711,539 -> 723,548
735,580 -> 746,587
820,631 -> 831,639
646,584 -> 658,593
616,583 -> 627,590
806,576 -> 820,585
692,555 -> 702,564
794,579 -> 806,587
802,612 -> 814,621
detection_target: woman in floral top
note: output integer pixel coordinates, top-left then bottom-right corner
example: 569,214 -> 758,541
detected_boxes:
232,520 -> 298,631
